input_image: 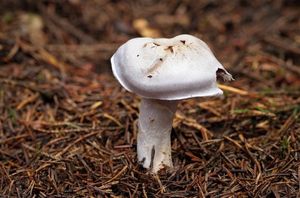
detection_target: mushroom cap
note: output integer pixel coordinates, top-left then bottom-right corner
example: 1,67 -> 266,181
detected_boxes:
111,34 -> 232,100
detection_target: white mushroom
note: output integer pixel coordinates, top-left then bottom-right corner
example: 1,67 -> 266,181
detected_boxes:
111,34 -> 232,173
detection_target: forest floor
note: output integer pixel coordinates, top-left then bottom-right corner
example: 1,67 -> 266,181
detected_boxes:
0,1 -> 299,197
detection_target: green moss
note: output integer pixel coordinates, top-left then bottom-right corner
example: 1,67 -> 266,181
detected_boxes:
2,12 -> 14,24
8,107 -> 17,123
280,136 -> 290,158
233,109 -> 250,114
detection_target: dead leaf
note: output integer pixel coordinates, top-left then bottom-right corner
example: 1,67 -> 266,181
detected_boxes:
132,18 -> 161,37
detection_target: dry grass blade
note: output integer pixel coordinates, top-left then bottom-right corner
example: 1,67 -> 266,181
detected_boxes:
218,84 -> 254,96
176,113 -> 213,140
55,131 -> 102,158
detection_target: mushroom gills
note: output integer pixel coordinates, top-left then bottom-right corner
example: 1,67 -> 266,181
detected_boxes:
216,68 -> 234,81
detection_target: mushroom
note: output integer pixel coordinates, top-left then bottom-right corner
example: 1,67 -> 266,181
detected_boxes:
111,34 -> 232,173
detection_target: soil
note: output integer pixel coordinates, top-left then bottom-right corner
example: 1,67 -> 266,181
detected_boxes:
0,0 -> 299,197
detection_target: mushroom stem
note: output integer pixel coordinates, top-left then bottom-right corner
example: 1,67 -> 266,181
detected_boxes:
137,98 -> 178,173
